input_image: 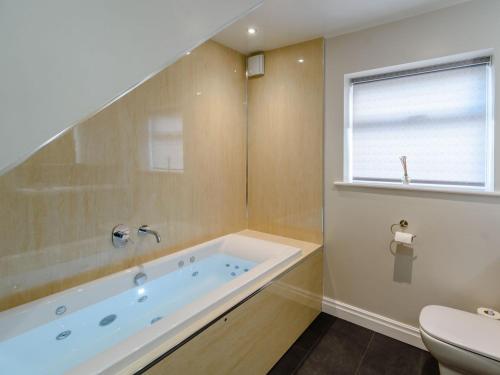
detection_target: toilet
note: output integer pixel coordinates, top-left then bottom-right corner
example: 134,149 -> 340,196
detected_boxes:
419,305 -> 500,375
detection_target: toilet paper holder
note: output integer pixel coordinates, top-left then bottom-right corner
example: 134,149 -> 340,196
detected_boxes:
391,219 -> 408,234
390,219 -> 416,239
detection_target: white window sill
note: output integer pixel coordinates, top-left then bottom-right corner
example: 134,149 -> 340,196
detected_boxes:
333,181 -> 500,197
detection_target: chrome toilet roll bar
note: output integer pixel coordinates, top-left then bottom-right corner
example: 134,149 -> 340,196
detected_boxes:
390,219 -> 416,241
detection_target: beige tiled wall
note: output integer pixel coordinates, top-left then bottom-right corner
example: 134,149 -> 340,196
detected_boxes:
247,39 -> 324,244
324,1 -> 500,326
0,41 -> 248,311
0,38 -> 325,312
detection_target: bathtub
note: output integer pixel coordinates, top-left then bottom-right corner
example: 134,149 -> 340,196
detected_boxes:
0,233 -> 301,374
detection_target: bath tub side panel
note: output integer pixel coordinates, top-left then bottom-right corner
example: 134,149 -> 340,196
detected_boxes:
141,248 -> 323,375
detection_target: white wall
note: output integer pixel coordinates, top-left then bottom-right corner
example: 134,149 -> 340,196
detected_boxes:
325,0 -> 500,327
0,0 -> 261,174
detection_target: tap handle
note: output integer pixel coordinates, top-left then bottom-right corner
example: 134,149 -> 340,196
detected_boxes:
138,225 -> 150,232
112,224 -> 131,248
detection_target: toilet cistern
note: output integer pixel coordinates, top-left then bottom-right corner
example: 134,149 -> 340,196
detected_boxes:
138,225 -> 161,243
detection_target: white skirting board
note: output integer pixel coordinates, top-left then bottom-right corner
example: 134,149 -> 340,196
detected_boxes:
322,297 -> 426,351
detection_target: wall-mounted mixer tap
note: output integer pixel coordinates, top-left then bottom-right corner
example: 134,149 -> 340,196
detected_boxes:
138,225 -> 161,243
112,224 -> 131,248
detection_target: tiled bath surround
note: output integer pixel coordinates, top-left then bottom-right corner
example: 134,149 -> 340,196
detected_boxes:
0,41 -> 248,310
0,38 -> 324,312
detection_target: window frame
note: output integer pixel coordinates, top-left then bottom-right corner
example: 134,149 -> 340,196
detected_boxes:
343,51 -> 495,192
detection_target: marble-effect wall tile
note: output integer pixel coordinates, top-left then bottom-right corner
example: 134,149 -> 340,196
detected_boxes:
0,41 -> 248,311
247,39 -> 324,244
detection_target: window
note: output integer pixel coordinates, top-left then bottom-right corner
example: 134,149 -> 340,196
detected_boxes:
345,56 -> 493,191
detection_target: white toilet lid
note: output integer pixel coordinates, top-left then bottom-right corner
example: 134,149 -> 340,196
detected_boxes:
420,305 -> 500,362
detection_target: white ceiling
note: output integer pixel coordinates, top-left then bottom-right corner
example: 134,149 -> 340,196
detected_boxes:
214,0 -> 470,54
0,0 -> 262,175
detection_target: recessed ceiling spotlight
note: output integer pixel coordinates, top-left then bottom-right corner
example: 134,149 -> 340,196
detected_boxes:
298,58 -> 305,63
247,27 -> 256,35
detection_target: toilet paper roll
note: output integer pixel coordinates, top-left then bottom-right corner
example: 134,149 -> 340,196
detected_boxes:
394,231 -> 415,245
477,307 -> 500,320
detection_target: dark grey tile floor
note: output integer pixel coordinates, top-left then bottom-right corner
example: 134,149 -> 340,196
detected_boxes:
268,313 -> 439,375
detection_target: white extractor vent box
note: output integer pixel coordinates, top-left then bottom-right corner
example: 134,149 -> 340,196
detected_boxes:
247,53 -> 264,77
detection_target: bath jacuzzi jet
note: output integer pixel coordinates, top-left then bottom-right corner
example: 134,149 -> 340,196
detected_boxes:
55,305 -> 67,316
150,316 -> 162,325
99,314 -> 117,327
56,330 -> 71,341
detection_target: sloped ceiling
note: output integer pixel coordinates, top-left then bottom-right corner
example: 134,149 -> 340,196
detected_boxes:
214,0 -> 469,54
0,0 -> 262,174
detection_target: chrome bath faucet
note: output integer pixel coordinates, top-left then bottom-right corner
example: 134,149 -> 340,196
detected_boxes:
138,225 -> 161,243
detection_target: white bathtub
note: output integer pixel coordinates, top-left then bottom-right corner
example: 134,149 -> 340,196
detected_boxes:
0,233 -> 301,374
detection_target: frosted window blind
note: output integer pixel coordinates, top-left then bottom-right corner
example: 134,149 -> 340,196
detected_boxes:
349,57 -> 492,188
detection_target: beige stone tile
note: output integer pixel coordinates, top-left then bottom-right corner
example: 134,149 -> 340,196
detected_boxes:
247,39 -> 324,244
0,41 -> 247,311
